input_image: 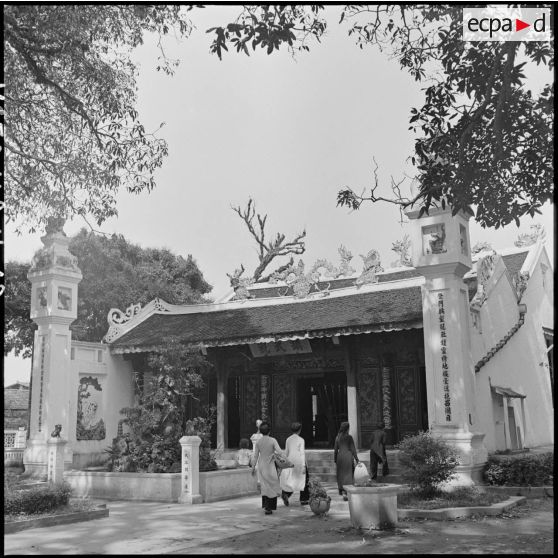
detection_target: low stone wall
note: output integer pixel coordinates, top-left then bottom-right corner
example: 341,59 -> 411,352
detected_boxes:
65,471 -> 182,502
65,468 -> 258,503
199,468 -> 258,503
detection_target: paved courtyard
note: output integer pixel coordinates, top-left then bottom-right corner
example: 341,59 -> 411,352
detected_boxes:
4,483 -> 553,555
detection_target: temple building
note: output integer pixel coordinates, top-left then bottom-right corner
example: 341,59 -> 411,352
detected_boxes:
23,208 -> 554,484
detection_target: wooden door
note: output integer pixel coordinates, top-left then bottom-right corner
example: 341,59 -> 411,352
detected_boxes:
394,366 -> 423,441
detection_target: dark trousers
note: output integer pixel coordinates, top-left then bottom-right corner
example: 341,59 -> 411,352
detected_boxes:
370,451 -> 389,479
282,466 -> 310,504
262,495 -> 277,511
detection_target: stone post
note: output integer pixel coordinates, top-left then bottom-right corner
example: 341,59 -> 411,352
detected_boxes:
15,427 -> 27,449
407,206 -> 487,485
24,219 -> 82,478
178,436 -> 202,504
47,437 -> 67,485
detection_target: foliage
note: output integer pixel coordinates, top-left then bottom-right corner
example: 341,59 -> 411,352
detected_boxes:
4,229 -> 211,357
105,340 -> 214,474
307,476 -> 329,500
4,261 -> 36,358
484,452 -> 553,486
4,482 -> 72,515
207,5 -> 326,59
4,4 -> 196,232
184,406 -> 218,472
397,485 -> 506,509
398,431 -> 459,494
210,6 -> 553,228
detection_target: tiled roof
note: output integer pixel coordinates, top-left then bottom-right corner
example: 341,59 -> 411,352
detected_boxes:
112,286 -> 423,351
500,250 -> 529,277
4,388 -> 30,411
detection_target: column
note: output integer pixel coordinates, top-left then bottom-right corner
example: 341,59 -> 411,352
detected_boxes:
502,397 -> 511,450
24,219 -> 82,478
343,340 -> 360,448
407,206 -> 487,486
178,436 -> 202,504
216,365 -> 228,451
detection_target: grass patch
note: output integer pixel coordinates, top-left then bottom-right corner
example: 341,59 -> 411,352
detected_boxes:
397,486 -> 508,510
5,498 -> 98,523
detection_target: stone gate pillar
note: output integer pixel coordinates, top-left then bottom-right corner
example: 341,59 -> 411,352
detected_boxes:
179,435 -> 202,504
407,205 -> 487,485
24,219 -> 82,477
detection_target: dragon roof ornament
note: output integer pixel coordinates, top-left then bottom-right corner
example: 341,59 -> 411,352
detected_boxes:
104,298 -> 173,343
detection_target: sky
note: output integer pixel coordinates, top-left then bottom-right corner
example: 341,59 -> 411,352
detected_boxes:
4,5 -> 554,385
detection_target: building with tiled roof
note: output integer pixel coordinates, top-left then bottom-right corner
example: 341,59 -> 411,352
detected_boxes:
22,207 -> 554,483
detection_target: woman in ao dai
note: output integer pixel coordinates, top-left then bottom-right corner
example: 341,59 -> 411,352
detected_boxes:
251,422 -> 283,515
280,422 -> 307,506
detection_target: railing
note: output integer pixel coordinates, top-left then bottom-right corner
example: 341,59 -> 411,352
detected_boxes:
4,447 -> 25,466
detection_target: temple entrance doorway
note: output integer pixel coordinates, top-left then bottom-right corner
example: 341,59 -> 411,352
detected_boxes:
297,372 -> 347,448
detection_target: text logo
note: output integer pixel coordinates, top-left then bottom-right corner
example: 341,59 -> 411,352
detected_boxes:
463,6 -> 551,42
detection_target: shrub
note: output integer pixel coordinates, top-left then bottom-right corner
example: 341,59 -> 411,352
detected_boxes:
307,477 -> 329,500
484,452 -> 553,486
5,482 -> 72,515
398,431 -> 459,494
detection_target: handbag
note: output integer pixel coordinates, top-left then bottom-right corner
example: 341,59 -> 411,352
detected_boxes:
354,461 -> 369,484
271,451 -> 294,470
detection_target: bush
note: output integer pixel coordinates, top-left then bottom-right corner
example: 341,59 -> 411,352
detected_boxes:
5,482 -> 72,515
484,452 -> 553,486
398,431 -> 459,494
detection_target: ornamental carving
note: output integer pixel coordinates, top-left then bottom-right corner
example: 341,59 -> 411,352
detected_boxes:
512,271 -> 530,301
269,246 -> 356,299
471,250 -> 498,308
390,235 -> 412,268
107,303 -> 142,327
355,250 -> 383,287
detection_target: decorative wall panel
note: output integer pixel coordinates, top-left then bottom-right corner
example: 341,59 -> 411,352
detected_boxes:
394,366 -> 420,438
272,374 -> 293,429
76,375 -> 106,440
243,375 -> 259,428
357,367 -> 382,426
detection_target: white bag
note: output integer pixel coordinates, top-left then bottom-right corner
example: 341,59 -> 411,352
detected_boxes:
354,462 -> 369,485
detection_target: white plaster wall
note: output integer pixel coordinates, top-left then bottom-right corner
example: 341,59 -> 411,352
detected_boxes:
70,341 -> 135,467
472,248 -> 554,452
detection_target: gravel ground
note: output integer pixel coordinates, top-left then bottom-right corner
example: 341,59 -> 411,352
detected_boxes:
185,497 -> 554,555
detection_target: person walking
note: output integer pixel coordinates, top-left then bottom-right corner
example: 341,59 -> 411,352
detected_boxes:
280,422 -> 307,506
369,421 -> 389,480
334,421 -> 359,500
250,419 -> 263,485
251,422 -> 283,515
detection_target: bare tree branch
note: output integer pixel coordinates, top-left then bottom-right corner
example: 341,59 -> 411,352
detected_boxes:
229,198 -> 306,285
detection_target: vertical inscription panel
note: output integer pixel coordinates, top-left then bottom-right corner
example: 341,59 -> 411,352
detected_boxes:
272,374 -> 294,445
241,375 -> 260,439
